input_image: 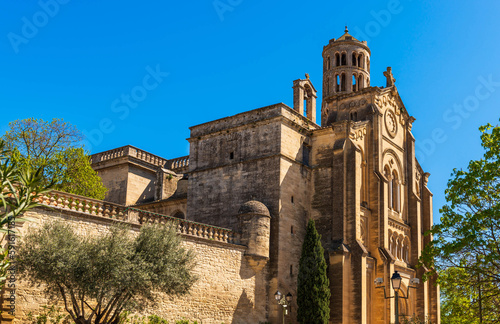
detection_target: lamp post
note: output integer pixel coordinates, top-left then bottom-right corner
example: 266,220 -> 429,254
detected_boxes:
375,271 -> 419,324
275,290 -> 292,324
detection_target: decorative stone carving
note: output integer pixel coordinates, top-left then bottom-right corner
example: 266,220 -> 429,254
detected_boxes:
375,94 -> 397,110
407,116 -> 416,131
385,110 -> 398,137
349,127 -> 367,141
339,99 -> 367,110
423,172 -> 430,186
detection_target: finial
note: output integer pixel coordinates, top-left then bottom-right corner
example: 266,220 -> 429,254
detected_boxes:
305,73 -> 310,79
345,25 -> 348,33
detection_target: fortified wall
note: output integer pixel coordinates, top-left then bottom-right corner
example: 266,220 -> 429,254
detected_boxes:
1,191 -> 269,324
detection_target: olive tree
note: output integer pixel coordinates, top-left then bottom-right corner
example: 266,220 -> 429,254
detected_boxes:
18,221 -> 197,324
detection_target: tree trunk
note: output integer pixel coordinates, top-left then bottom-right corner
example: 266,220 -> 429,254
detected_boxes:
73,316 -> 92,324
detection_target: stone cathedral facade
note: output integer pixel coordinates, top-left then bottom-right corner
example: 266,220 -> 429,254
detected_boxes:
5,29 -> 439,324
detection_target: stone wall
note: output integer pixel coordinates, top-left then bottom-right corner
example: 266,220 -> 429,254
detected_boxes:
3,192 -> 267,324
126,164 -> 157,205
95,163 -> 129,205
187,107 -> 284,231
91,146 -> 189,207
276,122 -> 313,318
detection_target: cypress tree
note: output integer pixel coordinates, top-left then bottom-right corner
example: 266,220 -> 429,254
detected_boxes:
297,219 -> 331,323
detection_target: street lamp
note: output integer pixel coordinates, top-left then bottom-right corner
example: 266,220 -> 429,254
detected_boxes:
375,271 -> 419,324
275,290 -> 292,324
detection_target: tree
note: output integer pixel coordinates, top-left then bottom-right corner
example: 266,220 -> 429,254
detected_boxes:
297,219 -> 330,323
438,267 -> 482,324
420,122 -> 500,323
17,221 -> 197,324
0,139 -> 52,289
2,118 -> 107,199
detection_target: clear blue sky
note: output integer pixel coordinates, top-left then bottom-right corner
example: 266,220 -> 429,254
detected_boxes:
1,1 -> 499,223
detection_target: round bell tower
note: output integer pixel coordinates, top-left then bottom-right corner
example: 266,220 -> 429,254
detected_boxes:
322,27 -> 371,125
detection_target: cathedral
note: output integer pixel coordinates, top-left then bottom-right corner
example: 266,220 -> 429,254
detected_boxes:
90,28 -> 440,323
7,29 -> 440,324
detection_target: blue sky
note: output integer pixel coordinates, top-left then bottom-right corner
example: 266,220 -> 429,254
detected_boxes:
1,1 -> 499,223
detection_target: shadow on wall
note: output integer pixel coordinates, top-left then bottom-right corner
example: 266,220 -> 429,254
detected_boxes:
232,254 -> 269,323
139,180 -> 155,203
232,289 -> 254,324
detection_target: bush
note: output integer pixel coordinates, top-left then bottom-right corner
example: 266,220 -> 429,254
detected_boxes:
27,305 -> 70,324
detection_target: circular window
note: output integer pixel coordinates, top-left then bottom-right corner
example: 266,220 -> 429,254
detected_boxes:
385,110 -> 398,138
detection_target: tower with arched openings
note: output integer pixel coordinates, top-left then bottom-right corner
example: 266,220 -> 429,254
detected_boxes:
322,27 -> 371,125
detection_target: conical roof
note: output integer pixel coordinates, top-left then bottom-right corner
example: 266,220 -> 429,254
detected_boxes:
336,26 -> 361,42
238,200 -> 270,217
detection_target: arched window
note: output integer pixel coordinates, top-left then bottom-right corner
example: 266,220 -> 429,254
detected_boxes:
392,171 -> 401,212
335,53 -> 340,67
391,236 -> 397,257
358,54 -> 363,68
341,53 -> 347,66
385,166 -> 393,209
327,56 -> 331,70
358,75 -> 363,90
360,149 -> 367,204
336,74 -> 340,92
341,73 -> 346,91
403,238 -> 410,263
352,74 -> 357,91
352,53 -> 357,66
397,237 -> 403,260
173,211 -> 185,219
398,290 -> 409,317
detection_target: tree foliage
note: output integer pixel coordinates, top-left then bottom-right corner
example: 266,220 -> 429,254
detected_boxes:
0,140 -> 51,230
2,118 -> 107,199
0,139 -> 52,288
18,221 -> 197,324
297,219 -> 330,323
438,267 -> 484,324
420,122 -> 500,323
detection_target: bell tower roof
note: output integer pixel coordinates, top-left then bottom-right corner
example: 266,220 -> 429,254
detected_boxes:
335,26 -> 361,42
